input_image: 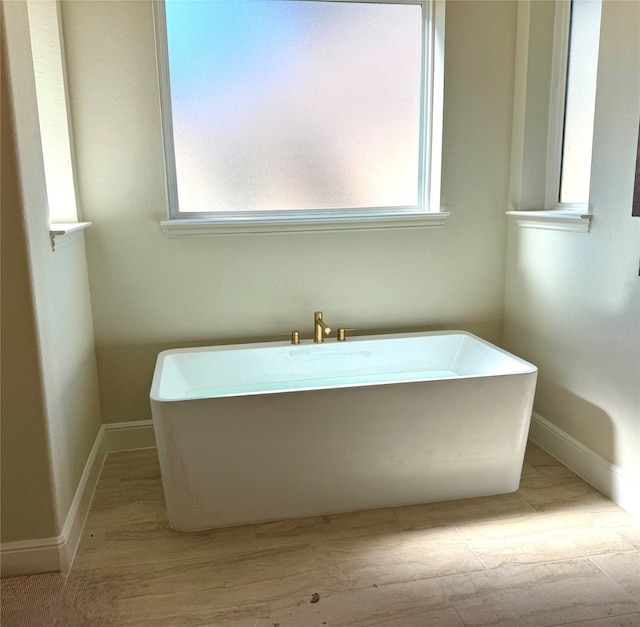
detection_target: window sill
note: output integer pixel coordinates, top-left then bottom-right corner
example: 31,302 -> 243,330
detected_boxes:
160,212 -> 450,236
506,210 -> 592,233
49,222 -> 92,251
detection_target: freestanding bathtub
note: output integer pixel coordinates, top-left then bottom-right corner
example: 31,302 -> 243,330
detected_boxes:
150,331 -> 537,531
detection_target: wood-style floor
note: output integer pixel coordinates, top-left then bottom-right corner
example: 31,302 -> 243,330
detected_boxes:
2,442 -> 639,626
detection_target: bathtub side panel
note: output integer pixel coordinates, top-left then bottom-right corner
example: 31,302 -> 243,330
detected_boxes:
152,372 -> 536,531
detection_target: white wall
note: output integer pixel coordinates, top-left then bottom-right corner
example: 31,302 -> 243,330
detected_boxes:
4,0 -> 637,568
3,0 -> 638,560
504,0 -> 640,507
1,24 -> 58,543
1,0 -> 103,546
60,0 -> 517,424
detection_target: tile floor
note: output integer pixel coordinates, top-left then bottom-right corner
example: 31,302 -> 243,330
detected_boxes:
1,442 -> 639,626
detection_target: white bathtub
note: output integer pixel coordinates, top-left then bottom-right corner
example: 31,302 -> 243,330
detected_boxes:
150,331 -> 537,531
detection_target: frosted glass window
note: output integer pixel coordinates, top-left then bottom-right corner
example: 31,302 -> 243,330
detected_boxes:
163,0 -> 423,213
559,0 -> 601,204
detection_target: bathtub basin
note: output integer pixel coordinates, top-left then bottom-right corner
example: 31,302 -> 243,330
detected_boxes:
150,331 -> 537,531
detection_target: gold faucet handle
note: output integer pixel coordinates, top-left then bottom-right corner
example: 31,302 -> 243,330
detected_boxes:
337,327 -> 355,342
281,330 -> 300,345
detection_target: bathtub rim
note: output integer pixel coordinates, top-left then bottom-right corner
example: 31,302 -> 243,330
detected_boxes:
149,330 -> 537,403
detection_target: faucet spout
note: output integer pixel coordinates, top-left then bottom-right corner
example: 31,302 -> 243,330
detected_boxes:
314,311 -> 331,343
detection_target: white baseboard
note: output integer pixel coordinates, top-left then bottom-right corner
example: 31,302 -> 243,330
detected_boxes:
6,413 -> 636,577
0,536 -> 65,578
103,420 -> 155,452
58,426 -> 109,571
1,427 -> 108,578
1,420 -> 156,577
529,412 -> 640,519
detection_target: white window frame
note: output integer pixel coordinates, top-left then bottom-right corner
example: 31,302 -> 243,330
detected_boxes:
18,0 -> 93,249
507,0 -> 599,232
545,0 -> 600,213
153,0 -> 447,235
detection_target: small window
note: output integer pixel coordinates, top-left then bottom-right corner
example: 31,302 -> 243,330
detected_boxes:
154,0 -> 446,233
547,0 -> 602,210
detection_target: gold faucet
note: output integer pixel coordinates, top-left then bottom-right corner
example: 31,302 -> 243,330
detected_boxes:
314,311 -> 331,343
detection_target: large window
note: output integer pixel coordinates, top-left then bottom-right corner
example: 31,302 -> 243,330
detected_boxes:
154,0 -> 446,234
547,0 -> 601,210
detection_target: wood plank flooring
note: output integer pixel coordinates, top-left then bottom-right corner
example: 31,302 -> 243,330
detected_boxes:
2,442 -> 638,626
